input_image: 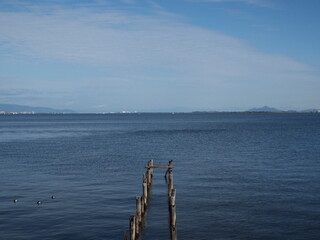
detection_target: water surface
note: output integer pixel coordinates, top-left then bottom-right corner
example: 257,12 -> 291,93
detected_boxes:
0,113 -> 319,239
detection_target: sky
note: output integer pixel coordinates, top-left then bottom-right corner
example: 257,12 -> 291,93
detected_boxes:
0,0 -> 319,112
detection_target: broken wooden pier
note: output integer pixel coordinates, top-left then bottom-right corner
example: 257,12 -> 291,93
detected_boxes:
124,160 -> 177,240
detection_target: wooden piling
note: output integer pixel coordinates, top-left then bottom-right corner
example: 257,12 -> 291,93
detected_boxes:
146,160 -> 151,186
124,231 -> 128,240
136,196 -> 142,236
149,160 -> 153,185
166,160 -> 177,240
171,226 -> 178,240
164,160 -> 173,178
168,168 -> 174,197
136,196 -> 142,223
143,180 -> 148,207
129,215 -> 136,240
170,189 -> 177,229
147,160 -> 152,186
141,195 -> 145,215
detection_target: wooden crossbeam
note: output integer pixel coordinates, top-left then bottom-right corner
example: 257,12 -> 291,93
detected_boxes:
144,166 -> 175,169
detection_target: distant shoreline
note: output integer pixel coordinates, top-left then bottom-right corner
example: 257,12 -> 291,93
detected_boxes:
1,104 -> 319,115
1,111 -> 319,115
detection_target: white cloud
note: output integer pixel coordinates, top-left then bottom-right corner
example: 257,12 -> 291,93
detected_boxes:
0,3 -> 319,111
0,6 -> 310,72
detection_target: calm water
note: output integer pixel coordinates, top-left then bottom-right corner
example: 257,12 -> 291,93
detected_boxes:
0,113 -> 319,240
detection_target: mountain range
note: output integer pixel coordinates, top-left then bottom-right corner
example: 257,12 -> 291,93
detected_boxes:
247,106 -> 319,113
247,106 -> 281,112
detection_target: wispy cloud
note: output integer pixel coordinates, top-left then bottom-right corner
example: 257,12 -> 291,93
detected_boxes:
0,1 -> 318,111
0,4 -> 308,71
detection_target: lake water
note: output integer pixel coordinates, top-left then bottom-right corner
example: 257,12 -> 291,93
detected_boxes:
0,113 -> 319,240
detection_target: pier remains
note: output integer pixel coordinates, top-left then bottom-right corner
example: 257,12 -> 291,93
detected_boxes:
124,160 -> 177,240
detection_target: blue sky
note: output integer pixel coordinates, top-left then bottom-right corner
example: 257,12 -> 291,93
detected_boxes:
0,0 -> 319,112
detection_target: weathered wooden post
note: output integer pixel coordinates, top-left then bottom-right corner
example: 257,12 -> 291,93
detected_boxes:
124,231 -> 128,240
166,161 -> 177,240
148,160 -> 153,185
170,191 -> 177,240
165,160 -> 173,179
146,160 -> 152,186
143,178 -> 148,207
129,215 -> 136,240
141,194 -> 145,215
170,189 -> 177,229
141,174 -> 146,217
136,196 -> 142,236
168,168 -> 174,197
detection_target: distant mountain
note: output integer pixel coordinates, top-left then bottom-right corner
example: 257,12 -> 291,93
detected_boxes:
247,106 -> 281,112
0,104 -> 74,113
